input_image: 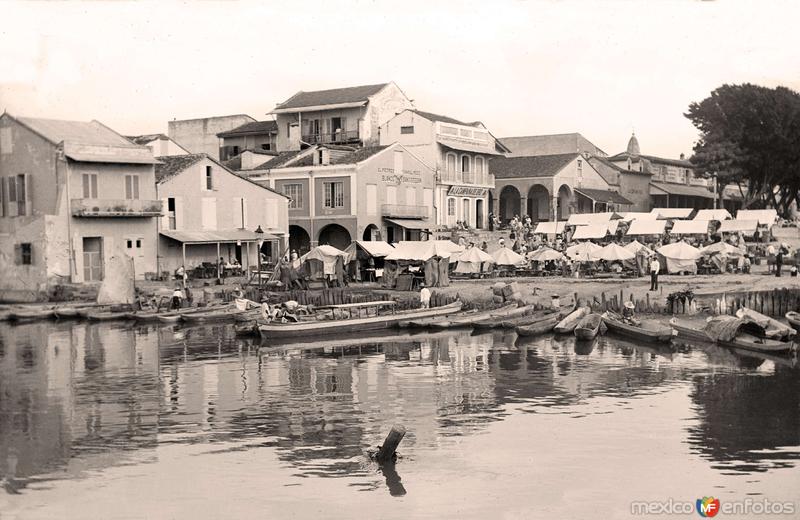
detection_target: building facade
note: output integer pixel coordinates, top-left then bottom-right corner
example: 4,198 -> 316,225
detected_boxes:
588,155 -> 652,212
155,154 -> 289,274
216,120 -> 279,161
499,133 -> 607,158
380,109 -> 508,229
168,114 -> 256,160
271,83 -> 413,152
0,113 -> 161,301
245,142 -> 436,252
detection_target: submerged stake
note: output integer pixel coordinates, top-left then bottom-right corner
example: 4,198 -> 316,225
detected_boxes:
376,424 -> 406,464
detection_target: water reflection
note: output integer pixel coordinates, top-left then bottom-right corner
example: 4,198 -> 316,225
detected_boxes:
0,320 -> 798,499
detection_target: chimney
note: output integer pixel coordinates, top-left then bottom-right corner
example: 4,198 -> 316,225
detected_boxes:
680,153 -> 685,160
288,122 -> 301,151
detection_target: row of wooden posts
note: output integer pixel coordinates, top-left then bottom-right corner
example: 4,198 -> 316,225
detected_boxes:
585,289 -> 669,315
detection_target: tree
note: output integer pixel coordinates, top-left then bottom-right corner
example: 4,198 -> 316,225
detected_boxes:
685,83 -> 800,216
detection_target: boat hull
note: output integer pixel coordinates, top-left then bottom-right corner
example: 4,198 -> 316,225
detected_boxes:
574,314 -> 602,340
514,314 -> 560,337
671,320 -> 795,353
554,307 -> 590,334
602,314 -> 673,343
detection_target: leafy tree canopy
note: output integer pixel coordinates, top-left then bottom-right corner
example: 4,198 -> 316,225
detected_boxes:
685,83 -> 800,215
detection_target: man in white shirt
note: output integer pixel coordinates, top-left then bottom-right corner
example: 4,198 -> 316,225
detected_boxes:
419,284 -> 431,308
649,257 -> 661,291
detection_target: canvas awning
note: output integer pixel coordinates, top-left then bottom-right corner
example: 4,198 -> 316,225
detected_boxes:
436,137 -> 504,156
627,219 -> 667,236
160,229 -> 279,244
650,182 -> 714,199
620,212 -> 656,222
670,220 -> 710,235
719,219 -> 759,233
385,240 -> 463,261
566,212 -> 618,226
574,188 -> 633,206
353,240 -> 394,257
385,218 -> 431,230
657,241 -> 701,260
533,221 -> 566,235
736,209 -> 778,227
694,209 -> 732,221
572,224 -> 610,240
625,240 -> 655,256
492,247 -> 526,266
650,207 -> 694,219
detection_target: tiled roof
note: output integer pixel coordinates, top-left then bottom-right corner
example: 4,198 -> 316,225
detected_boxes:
18,116 -> 132,146
256,150 -> 309,169
217,120 -> 278,138
589,155 -> 652,176
154,154 -> 206,183
410,109 -> 481,127
275,83 -> 388,110
491,153 -> 578,179
608,152 -> 693,169
500,133 -> 605,157
573,188 -> 633,205
331,145 -> 388,165
125,133 -> 167,145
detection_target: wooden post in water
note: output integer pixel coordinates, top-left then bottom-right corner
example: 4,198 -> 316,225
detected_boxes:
646,293 -> 651,313
601,292 -> 607,311
376,425 -> 407,464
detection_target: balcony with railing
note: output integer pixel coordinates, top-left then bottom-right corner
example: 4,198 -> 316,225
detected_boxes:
302,130 -> 360,145
71,198 -> 163,217
381,204 -> 430,219
438,170 -> 495,186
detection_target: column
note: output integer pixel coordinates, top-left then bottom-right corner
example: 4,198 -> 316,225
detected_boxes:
551,197 -> 558,221
520,196 -> 528,219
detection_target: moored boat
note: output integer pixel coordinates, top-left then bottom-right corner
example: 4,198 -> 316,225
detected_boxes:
85,310 -> 132,321
574,313 -> 604,340
602,312 -> 674,343
52,306 -> 81,319
473,305 -> 534,329
400,303 -> 516,329
258,301 -> 463,339
554,307 -> 590,334
786,311 -> 800,331
514,313 -> 561,337
8,308 -> 56,322
182,307 -> 260,323
670,317 -> 795,354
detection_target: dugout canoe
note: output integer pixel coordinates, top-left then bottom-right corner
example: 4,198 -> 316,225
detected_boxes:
554,307 -> 590,334
259,301 -> 463,339
602,312 -> 674,343
574,313 -> 603,340
514,313 -> 561,337
670,318 -> 795,354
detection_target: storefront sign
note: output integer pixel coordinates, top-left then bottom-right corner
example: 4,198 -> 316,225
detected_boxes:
378,167 -> 423,185
448,186 -> 487,197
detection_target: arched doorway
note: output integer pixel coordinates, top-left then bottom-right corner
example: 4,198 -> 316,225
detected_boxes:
318,224 -> 351,250
499,185 -> 521,222
557,185 -> 572,220
288,225 -> 311,256
527,184 -> 550,222
475,199 -> 484,229
362,224 -> 380,241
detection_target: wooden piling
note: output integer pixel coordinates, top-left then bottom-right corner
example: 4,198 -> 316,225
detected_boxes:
376,425 -> 407,464
646,293 -> 650,313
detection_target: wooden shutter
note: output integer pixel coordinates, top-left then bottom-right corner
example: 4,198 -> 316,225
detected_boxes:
174,196 -> 183,230
27,244 -> 34,265
7,177 -> 17,217
0,177 -> 4,217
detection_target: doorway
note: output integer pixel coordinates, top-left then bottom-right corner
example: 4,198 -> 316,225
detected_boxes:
83,237 -> 104,282
476,199 -> 484,229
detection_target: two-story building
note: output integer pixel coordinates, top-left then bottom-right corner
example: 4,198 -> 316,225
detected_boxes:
244,142 -> 436,252
0,113 -> 161,301
380,109 -> 509,229
168,114 -> 256,160
155,154 -> 289,274
216,120 -> 279,161
271,83 -> 413,151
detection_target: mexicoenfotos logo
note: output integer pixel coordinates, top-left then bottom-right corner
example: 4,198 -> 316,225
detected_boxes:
696,497 -> 720,517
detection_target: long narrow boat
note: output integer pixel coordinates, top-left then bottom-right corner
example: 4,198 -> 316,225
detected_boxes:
181,307 -> 260,323
554,307 -> 590,334
602,312 -> 674,343
670,318 -> 795,353
52,306 -> 82,319
258,301 -> 463,339
498,306 -> 571,329
514,313 -> 561,337
472,305 -> 535,329
398,308 -> 483,328
786,311 -> 800,331
8,308 -> 55,322
574,313 -> 603,340
85,310 -> 132,321
400,303 -> 516,329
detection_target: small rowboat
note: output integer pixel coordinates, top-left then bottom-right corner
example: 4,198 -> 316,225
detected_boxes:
401,303 -> 516,329
53,306 -> 81,319
670,318 -> 795,353
8,308 -> 55,322
602,312 -> 674,343
786,311 -> 800,331
554,307 -> 590,334
182,307 -> 259,323
156,314 -> 182,323
514,313 -> 561,337
473,305 -> 535,329
498,306 -> 570,329
574,313 -> 603,340
85,310 -> 132,321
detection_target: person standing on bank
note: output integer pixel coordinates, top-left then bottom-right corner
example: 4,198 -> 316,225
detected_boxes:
419,283 -> 431,309
776,244 -> 786,277
649,256 -> 661,291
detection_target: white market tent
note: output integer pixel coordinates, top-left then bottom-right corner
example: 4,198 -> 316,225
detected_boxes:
736,209 -> 778,227
701,241 -> 746,257
620,212 -> 657,222
492,247 -> 526,266
566,241 -> 602,261
566,212 -> 618,226
625,240 -> 655,256
572,224 -> 610,240
597,243 -> 635,262
533,221 -> 567,235
297,244 -> 349,274
657,241 -> 701,273
385,240 -> 463,261
651,208 -> 694,219
627,219 -> 667,236
454,247 -> 494,273
694,209 -> 732,221
719,219 -> 759,233
671,220 -> 711,235
528,246 -> 565,262
344,240 -> 394,263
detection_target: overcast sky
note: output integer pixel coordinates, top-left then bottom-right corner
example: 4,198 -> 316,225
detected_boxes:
2,0 -> 798,158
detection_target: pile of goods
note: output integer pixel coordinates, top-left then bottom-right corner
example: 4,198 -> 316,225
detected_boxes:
492,282 -> 523,304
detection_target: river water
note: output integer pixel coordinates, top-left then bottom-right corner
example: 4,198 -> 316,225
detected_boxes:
0,320 -> 798,519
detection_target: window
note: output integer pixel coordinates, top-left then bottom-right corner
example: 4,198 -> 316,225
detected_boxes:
463,199 -> 470,224
324,181 -> 344,208
167,197 -> 177,230
16,174 -> 26,216
232,146 -> 240,156
400,126 -> 414,134
475,156 -> 484,175
261,143 -> 271,151
283,183 -> 303,209
461,155 -> 471,173
386,186 -> 397,205
124,174 -> 139,199
0,127 -> 12,154
17,243 -> 33,265
446,153 -> 456,173
205,166 -> 213,190
366,184 -> 377,215
447,197 -> 456,216
577,159 -> 582,173
82,173 -> 98,198
0,177 -> 4,217
126,239 -> 133,249
405,186 -> 416,205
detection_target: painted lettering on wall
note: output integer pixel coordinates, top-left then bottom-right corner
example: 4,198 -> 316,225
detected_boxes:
448,186 -> 487,197
379,167 -> 422,185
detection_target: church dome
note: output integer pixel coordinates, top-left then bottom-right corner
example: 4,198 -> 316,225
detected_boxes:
626,132 -> 640,155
